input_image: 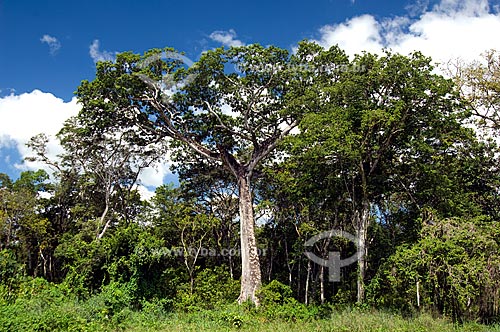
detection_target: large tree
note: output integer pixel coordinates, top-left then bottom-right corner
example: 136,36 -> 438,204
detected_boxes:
287,49 -> 471,302
74,43 -> 320,304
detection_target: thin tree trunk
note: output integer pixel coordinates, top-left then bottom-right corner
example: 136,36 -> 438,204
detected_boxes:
266,246 -> 273,282
229,251 -> 234,279
284,238 -> 292,286
356,198 -> 370,303
97,203 -> 111,239
97,187 -> 111,239
237,175 -> 262,305
39,246 -> 47,278
417,280 -> 420,308
305,260 -> 311,305
320,265 -> 325,304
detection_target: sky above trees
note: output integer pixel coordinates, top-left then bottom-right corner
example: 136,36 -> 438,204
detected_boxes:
1,0 -> 500,196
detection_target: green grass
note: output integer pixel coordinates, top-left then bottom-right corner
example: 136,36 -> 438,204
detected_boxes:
2,299 -> 500,332
0,280 -> 498,332
137,309 -> 500,332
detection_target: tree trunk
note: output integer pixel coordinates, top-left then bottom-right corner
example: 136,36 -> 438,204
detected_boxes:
229,251 -> 234,279
284,238 -> 292,286
97,189 -> 111,240
319,265 -> 325,304
356,198 -> 370,303
237,175 -> 262,305
305,260 -> 311,305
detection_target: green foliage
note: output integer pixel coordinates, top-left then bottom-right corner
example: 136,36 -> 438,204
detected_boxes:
83,281 -> 135,319
54,234 -> 107,296
260,298 -> 318,322
0,249 -> 24,300
0,278 -> 89,332
367,216 -> 500,322
257,280 -> 293,306
1,284 -> 500,332
453,49 -> 500,133
256,280 -> 318,321
175,266 -> 239,311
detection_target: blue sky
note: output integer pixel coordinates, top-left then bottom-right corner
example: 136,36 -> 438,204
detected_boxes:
1,0 -> 500,197
0,0 -> 414,101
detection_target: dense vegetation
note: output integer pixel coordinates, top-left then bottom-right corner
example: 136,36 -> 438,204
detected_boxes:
1,43 -> 500,330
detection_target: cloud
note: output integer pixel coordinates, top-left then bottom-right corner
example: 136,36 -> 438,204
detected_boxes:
135,185 -> 156,201
89,39 -> 115,63
0,90 -> 173,199
209,29 -> 245,47
406,0 -> 431,16
313,0 -> 500,64
40,34 -> 61,55
139,160 -> 172,187
0,90 -> 80,173
315,15 -> 383,55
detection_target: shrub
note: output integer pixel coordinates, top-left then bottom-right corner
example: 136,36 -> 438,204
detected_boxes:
83,281 -> 135,320
257,280 -> 293,306
367,216 -> 500,322
256,280 -> 318,321
174,266 -> 239,311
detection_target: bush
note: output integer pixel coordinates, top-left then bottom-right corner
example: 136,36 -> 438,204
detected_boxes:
0,249 -> 25,301
0,278 -> 92,332
261,298 -> 318,322
367,216 -> 500,322
256,280 -> 318,321
174,266 -> 239,311
83,281 -> 135,320
257,280 -> 293,306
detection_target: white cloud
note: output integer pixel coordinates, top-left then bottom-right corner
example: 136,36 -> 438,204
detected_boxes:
139,160 -> 172,187
40,34 -> 61,55
406,0 -> 431,16
135,184 -> 156,201
0,90 -> 80,173
313,0 -> 500,64
315,15 -> 383,55
0,90 -> 173,199
89,39 -> 115,63
209,29 -> 245,47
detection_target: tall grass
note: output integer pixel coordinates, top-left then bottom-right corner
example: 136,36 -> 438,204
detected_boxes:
1,279 -> 499,332
2,299 -> 500,332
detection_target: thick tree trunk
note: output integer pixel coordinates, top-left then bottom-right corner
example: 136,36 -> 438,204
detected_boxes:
356,199 -> 370,303
237,175 -> 262,305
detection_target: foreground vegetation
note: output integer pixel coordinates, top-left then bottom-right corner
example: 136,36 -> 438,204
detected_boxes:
1,278 -> 499,332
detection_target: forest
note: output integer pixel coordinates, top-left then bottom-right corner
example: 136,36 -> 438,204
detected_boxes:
2,42 -> 500,331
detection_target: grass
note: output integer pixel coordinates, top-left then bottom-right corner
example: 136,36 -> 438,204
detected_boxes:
3,299 -> 499,332
143,309 -> 500,332
0,279 -> 498,332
